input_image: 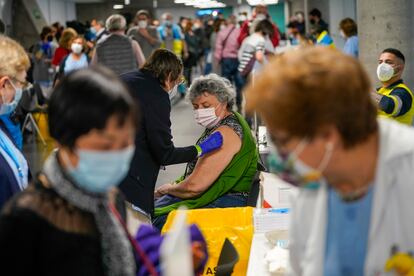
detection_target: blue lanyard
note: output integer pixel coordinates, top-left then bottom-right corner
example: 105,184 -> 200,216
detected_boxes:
0,134 -> 24,179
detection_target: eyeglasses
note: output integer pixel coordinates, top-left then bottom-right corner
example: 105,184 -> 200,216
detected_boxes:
12,77 -> 32,90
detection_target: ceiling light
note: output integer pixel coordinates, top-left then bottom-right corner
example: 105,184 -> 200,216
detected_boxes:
195,2 -> 226,8
113,4 -> 124,9
247,0 -> 278,5
124,0 -> 130,4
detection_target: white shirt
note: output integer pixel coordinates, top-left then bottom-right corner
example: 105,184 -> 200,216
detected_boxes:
288,118 -> 414,276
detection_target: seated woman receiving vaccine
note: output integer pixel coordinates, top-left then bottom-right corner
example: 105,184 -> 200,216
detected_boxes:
153,74 -> 258,230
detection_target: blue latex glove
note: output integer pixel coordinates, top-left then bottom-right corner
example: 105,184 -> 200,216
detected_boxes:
196,131 -> 223,157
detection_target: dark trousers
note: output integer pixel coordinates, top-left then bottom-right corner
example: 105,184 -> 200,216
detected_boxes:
221,58 -> 244,109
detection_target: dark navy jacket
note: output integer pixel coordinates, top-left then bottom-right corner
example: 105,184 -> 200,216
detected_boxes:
119,69 -> 198,216
0,121 -> 23,210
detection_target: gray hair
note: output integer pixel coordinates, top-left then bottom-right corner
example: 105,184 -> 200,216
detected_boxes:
188,74 -> 236,109
96,20 -> 105,27
106,14 -> 126,32
162,12 -> 172,21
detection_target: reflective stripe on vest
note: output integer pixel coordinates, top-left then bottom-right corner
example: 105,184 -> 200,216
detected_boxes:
378,82 -> 414,125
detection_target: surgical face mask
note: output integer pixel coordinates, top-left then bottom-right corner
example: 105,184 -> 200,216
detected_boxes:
0,80 -> 22,116
64,145 -> 135,193
268,139 -> 334,190
239,15 -> 247,22
340,30 -> 346,39
138,20 -> 148,29
90,27 -> 97,34
377,62 -> 395,82
256,13 -> 267,21
164,20 -> 172,27
71,43 -> 83,54
194,105 -> 222,128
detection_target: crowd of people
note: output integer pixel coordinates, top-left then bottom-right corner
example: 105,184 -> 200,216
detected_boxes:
0,3 -> 413,276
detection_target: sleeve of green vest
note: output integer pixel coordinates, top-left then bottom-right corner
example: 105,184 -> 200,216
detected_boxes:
379,88 -> 413,117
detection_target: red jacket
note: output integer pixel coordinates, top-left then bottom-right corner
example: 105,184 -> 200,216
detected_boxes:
237,20 -> 280,47
52,47 -> 70,66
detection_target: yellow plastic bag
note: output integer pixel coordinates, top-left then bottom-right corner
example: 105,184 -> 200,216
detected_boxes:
162,207 -> 254,276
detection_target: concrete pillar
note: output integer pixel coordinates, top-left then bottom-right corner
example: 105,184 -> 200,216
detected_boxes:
358,0 -> 414,88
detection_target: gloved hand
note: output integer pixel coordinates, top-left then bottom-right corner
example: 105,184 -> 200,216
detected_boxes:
196,131 -> 223,157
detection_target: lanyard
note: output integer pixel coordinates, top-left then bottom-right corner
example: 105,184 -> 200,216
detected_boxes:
109,204 -> 159,276
0,134 -> 23,179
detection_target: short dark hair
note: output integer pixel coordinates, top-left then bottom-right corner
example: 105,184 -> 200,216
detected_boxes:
142,49 -> 183,85
48,66 -> 138,149
287,21 -> 299,29
309,8 -> 322,18
382,48 -> 405,63
255,19 -> 274,37
40,26 -> 52,40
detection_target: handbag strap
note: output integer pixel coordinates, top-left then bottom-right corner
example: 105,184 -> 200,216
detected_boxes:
109,203 -> 159,276
220,26 -> 236,59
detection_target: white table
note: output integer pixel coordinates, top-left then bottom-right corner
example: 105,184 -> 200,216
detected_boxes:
247,233 -> 274,276
247,173 -> 297,275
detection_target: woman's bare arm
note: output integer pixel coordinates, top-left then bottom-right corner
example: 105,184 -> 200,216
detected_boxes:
157,125 -> 242,199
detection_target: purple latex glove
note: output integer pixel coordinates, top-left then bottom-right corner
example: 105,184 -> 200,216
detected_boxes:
198,131 -> 223,157
135,224 -> 208,276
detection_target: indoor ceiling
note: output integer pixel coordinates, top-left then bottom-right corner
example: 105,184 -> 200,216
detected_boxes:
73,0 -> 286,8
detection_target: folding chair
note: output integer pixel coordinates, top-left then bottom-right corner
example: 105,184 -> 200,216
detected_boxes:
21,83 -> 47,146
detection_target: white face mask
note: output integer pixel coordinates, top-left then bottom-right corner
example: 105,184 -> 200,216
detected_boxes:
256,14 -> 267,21
138,20 -> 148,29
340,30 -> 346,39
71,43 -> 83,54
377,63 -> 395,82
194,105 -> 222,128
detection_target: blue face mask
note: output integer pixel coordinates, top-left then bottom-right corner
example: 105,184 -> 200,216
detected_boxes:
0,80 -> 23,116
267,139 -> 333,190
64,145 -> 135,193
90,27 -> 97,34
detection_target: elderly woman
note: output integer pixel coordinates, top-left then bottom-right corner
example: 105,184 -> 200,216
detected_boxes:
0,35 -> 31,209
0,67 -> 137,275
246,47 -> 414,275
153,74 -> 258,230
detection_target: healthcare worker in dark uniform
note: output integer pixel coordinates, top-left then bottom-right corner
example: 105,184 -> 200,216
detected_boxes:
120,49 -> 223,221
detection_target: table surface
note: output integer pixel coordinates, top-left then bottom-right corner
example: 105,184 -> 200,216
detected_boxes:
247,233 -> 274,276
247,172 -> 297,275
